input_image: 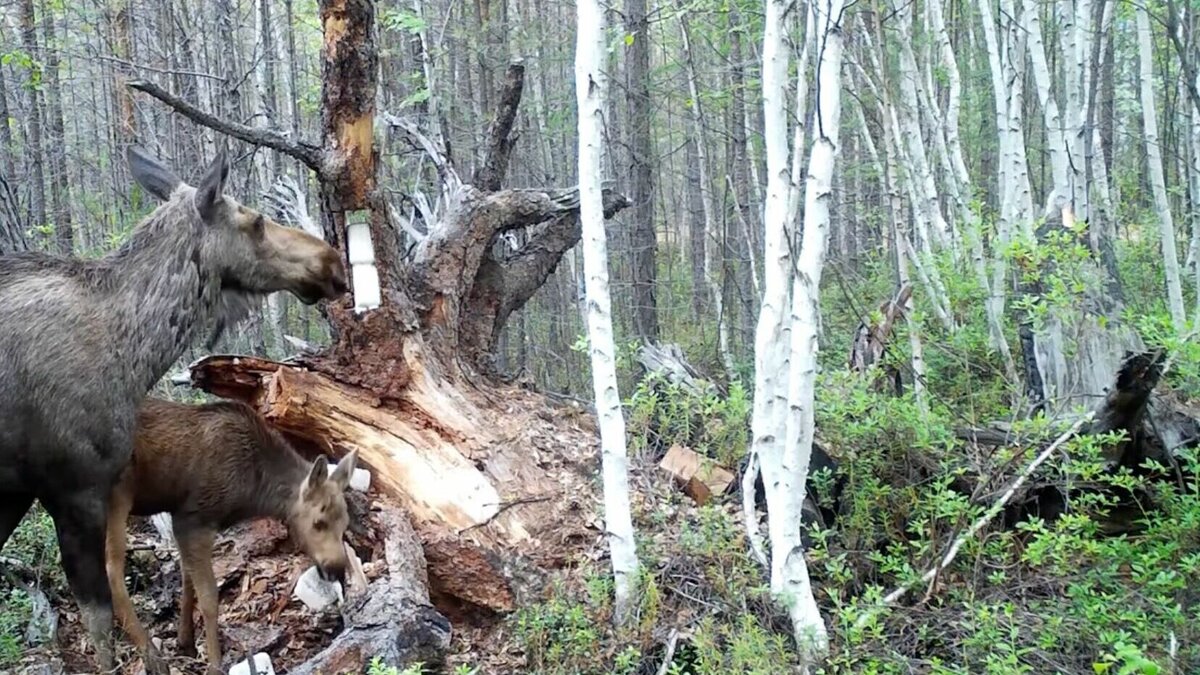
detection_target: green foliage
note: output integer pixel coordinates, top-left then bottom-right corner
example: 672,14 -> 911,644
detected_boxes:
513,503 -> 796,674
3,506 -> 61,588
0,505 -> 61,666
626,375 -> 751,465
0,588 -> 32,666
380,8 -> 428,34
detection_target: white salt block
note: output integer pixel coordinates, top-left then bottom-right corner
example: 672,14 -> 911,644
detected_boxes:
327,462 -> 372,492
346,221 -> 375,265
228,652 -> 275,675
292,565 -> 344,612
150,514 -> 174,547
351,263 -> 381,312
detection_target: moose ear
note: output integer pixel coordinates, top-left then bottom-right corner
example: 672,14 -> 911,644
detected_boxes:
305,455 -> 329,491
127,145 -> 182,202
330,450 -> 358,490
194,149 -> 230,222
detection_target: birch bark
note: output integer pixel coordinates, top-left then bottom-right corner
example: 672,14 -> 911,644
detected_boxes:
1137,4 -> 1188,332
575,0 -> 639,622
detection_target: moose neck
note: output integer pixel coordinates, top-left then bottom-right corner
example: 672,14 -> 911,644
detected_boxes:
255,442 -> 315,524
102,195 -> 223,394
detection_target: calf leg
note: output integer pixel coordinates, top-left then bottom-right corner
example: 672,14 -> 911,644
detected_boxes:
177,527 -> 222,675
177,563 -> 198,658
0,492 -> 33,550
105,488 -> 168,675
43,486 -> 116,673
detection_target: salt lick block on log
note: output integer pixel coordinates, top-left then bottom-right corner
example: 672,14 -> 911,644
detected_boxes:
326,461 -> 372,492
228,653 -> 275,675
293,566 -> 344,612
660,444 -> 735,505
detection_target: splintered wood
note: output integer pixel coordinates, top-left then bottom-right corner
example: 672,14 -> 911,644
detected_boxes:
659,444 -> 734,505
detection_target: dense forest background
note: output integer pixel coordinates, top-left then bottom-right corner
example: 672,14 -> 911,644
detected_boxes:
3,0 -> 1200,672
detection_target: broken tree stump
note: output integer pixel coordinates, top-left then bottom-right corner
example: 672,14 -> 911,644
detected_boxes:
187,352 -> 599,621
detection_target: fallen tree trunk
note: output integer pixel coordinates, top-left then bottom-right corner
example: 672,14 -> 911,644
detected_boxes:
188,352 -> 601,619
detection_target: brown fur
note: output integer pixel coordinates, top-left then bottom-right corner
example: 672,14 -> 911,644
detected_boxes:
105,397 -> 357,675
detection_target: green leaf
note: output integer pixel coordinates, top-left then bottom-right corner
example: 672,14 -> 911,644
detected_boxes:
624,33 -> 635,46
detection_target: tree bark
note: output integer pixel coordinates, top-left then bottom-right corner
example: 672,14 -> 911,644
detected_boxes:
624,0 -> 659,342
20,0 -> 47,236
0,62 -> 15,183
41,7 -> 71,255
1137,5 -> 1188,332
577,0 -> 640,621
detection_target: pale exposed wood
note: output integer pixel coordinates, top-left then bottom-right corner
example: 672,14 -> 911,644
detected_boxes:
659,444 -> 735,505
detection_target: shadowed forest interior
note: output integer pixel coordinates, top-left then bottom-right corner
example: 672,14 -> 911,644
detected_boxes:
3,0 -> 1200,672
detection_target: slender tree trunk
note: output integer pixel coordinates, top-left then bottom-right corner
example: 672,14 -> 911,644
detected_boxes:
40,6 -> 71,254
20,0 -> 47,236
1137,6 -> 1187,331
625,0 -> 658,341
0,63 -> 15,182
754,0 -> 839,659
577,0 -> 639,623
679,15 -> 735,377
1021,2 -> 1072,211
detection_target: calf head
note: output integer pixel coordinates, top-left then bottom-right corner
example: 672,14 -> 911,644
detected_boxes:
290,450 -> 358,584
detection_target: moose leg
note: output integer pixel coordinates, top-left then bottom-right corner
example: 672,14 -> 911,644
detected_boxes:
0,492 -> 33,549
177,563 -> 198,658
44,486 -> 116,673
105,490 -> 169,675
178,528 -> 222,675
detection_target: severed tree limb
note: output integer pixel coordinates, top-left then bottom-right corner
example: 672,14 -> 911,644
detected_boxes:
853,414 -> 1093,630
128,80 -> 324,171
473,62 -> 525,192
287,507 -> 451,673
410,186 -> 628,301
456,193 -> 631,363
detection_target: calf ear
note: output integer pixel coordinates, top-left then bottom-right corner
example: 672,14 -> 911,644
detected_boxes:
305,455 -> 329,492
127,146 -> 182,201
195,149 -> 230,222
330,450 -> 358,490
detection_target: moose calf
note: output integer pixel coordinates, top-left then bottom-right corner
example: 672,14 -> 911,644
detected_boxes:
106,397 -> 358,675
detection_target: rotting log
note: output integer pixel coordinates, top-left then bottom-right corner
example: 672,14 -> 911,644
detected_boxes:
188,354 -> 601,619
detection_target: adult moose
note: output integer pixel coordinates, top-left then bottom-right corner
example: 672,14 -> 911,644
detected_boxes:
0,146 -> 348,672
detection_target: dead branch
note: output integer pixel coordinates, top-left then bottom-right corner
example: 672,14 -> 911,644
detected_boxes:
128,80 -> 324,171
380,112 -> 461,191
473,62 -> 525,192
854,414 -> 1092,629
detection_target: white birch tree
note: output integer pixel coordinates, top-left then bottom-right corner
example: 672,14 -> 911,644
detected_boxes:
679,15 -> 736,378
1137,4 -> 1188,332
575,0 -> 639,622
752,0 -> 843,659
